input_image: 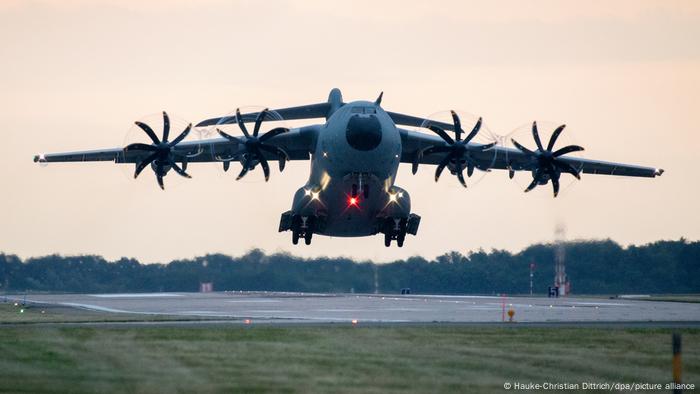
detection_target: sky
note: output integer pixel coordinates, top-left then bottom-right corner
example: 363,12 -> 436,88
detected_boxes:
1,0 -> 698,263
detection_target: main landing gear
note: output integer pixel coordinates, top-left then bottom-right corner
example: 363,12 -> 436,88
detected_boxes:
381,214 -> 421,248
383,217 -> 407,247
291,215 -> 316,245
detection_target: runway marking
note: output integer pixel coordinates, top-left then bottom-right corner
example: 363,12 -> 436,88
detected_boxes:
226,300 -> 281,303
61,302 -> 137,314
90,293 -> 183,298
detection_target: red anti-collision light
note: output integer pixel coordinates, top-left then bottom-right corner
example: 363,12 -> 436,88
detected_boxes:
348,196 -> 358,206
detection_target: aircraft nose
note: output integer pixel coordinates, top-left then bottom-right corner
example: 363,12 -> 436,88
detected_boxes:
346,114 -> 382,151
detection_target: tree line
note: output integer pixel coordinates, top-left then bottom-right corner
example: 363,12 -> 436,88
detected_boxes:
1,239 -> 698,295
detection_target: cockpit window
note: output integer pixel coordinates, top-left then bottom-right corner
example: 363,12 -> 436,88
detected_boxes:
350,106 -> 377,114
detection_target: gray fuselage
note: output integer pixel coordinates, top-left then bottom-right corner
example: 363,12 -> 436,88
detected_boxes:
290,100 -> 411,237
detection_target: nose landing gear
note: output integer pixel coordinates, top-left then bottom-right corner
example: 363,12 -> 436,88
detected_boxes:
351,183 -> 370,199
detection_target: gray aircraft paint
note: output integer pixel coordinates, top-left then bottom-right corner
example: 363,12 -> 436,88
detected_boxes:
293,100 -> 407,237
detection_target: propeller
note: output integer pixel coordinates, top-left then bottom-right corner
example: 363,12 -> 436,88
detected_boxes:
123,111 -> 192,190
511,122 -> 584,197
413,111 -> 496,187
217,108 -> 290,181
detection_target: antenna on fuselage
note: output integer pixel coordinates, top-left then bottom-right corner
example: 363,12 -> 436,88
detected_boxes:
374,91 -> 383,106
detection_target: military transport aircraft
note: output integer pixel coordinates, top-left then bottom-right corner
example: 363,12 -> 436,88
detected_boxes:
34,88 -> 663,247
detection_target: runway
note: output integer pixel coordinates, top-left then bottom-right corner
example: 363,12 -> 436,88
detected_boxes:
7,292 -> 700,324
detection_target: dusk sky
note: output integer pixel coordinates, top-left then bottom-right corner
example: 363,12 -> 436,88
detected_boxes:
1,1 -> 698,263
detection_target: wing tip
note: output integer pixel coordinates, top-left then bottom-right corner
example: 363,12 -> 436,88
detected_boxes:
654,168 -> 665,177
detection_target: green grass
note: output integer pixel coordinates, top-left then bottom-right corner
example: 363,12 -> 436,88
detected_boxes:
0,325 -> 698,393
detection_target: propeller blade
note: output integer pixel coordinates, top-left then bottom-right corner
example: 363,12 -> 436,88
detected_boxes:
157,173 -> 165,190
223,160 -> 230,172
162,111 -> 170,143
169,123 -> 192,147
258,153 -> 270,181
278,155 -> 286,172
235,108 -> 250,138
554,160 -> 581,180
124,143 -> 157,152
532,121 -> 544,151
450,110 -> 462,141
169,159 -> 191,179
547,124 -> 566,151
467,162 -> 475,177
259,127 -> 289,142
253,108 -> 269,137
464,117 -> 482,144
524,177 -> 539,193
511,138 -> 534,155
217,128 -> 242,144
427,125 -> 455,145
258,144 -> 289,172
236,163 -> 250,180
552,176 -> 560,197
411,149 -> 422,175
552,145 -> 584,157
134,153 -> 158,179
434,153 -> 452,182
456,169 -> 467,187
135,121 -> 161,144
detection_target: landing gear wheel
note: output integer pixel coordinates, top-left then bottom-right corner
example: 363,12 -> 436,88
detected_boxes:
292,231 -> 299,245
397,218 -> 407,247
363,184 -> 370,199
384,233 -> 391,247
351,184 -> 358,198
304,216 -> 315,245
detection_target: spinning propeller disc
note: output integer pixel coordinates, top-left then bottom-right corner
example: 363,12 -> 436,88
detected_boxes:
505,120 -> 584,198
416,110 -> 499,189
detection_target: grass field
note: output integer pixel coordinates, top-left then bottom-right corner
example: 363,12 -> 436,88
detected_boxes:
0,323 -> 698,393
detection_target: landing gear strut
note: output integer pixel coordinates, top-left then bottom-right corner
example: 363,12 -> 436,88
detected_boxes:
382,217 -> 407,248
291,214 -> 316,245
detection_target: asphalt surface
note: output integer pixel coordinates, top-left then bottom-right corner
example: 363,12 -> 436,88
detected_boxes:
5,292 -> 700,324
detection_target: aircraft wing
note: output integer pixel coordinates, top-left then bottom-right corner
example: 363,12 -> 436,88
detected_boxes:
196,103 -> 331,127
399,128 -> 663,180
34,126 -> 316,165
388,111 -> 456,132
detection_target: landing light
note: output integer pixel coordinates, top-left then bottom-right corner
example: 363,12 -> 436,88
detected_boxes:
310,190 -> 320,201
388,191 -> 403,203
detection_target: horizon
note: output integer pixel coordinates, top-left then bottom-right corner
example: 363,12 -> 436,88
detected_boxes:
4,235 -> 695,264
